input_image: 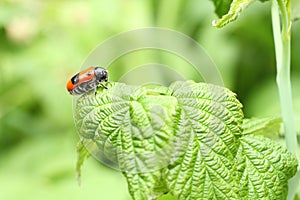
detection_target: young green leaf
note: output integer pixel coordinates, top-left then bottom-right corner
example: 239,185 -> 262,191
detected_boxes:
212,0 -> 256,28
164,81 -> 243,199
235,134 -> 298,199
242,117 -> 282,138
75,83 -> 178,199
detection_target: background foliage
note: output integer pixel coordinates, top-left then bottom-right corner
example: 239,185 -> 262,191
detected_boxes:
0,0 -> 299,199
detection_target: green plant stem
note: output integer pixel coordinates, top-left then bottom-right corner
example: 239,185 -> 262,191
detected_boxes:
271,0 -> 299,199
272,0 -> 298,156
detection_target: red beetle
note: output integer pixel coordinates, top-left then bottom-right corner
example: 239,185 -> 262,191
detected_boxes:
66,67 -> 108,95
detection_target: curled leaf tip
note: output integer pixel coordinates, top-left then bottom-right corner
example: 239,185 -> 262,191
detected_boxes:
212,0 -> 257,28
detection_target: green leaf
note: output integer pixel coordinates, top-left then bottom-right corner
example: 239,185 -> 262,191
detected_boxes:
164,81 -> 244,199
242,117 -> 282,138
157,193 -> 178,200
235,134 -> 298,199
210,0 -> 233,17
75,83 -> 178,199
212,0 -> 257,28
74,81 -> 298,200
76,141 -> 91,185
123,170 -> 169,200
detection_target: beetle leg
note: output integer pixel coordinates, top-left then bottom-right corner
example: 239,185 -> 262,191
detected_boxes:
81,92 -> 88,98
84,91 -> 89,97
83,85 -> 90,96
106,81 -> 112,86
94,87 -> 97,96
99,82 -> 108,89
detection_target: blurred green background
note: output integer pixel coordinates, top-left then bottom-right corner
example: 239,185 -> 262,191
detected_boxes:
0,0 -> 299,200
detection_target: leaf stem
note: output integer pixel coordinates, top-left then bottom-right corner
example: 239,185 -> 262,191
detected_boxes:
271,0 -> 299,198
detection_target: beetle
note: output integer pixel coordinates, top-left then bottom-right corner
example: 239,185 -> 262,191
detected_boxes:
66,67 -> 108,95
